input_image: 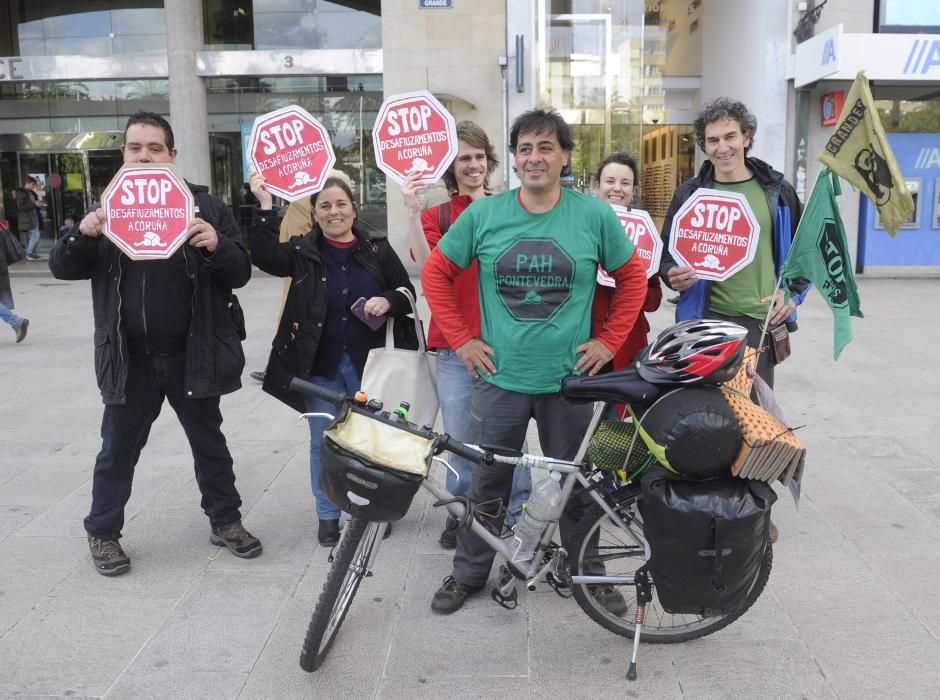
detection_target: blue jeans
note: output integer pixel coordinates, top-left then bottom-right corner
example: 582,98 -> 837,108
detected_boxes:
305,354 -> 361,521
435,349 -> 531,524
25,227 -> 40,256
0,289 -> 19,327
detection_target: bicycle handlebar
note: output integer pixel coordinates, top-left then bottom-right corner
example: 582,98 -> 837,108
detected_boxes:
288,376 -> 579,473
290,377 -> 347,408
436,434 -> 488,464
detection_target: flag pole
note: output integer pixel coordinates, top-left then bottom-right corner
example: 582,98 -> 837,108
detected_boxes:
758,169 -> 823,358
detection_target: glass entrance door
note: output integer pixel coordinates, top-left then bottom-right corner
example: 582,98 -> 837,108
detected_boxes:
49,152 -> 87,231
15,151 -> 92,251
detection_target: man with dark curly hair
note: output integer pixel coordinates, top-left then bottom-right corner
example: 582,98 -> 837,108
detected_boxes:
659,97 -> 810,390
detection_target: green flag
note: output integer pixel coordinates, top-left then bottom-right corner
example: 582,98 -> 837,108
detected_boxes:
818,71 -> 914,236
781,169 -> 863,360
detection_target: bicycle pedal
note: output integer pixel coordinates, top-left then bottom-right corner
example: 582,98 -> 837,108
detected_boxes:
490,586 -> 518,610
546,572 -> 573,599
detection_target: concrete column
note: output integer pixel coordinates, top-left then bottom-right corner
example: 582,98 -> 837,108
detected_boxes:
701,0 -> 790,170
381,0 -> 507,272
164,0 -> 210,185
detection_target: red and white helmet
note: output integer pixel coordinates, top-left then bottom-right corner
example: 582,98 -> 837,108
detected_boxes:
637,319 -> 748,385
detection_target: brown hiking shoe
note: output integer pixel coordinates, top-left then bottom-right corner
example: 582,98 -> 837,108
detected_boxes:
88,536 -> 130,576
210,521 -> 262,558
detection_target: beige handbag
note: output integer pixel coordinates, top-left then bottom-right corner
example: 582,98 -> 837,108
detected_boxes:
360,287 -> 439,428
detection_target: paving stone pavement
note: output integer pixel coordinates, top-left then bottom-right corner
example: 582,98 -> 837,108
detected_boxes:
1,264 -> 938,699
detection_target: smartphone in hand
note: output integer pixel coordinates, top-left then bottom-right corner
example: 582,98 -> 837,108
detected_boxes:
350,297 -> 387,331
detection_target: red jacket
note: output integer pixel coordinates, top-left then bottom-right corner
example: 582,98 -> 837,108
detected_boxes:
591,275 -> 663,369
415,194 -> 481,350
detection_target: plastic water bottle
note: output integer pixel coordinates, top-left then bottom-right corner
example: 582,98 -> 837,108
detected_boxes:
511,472 -> 562,563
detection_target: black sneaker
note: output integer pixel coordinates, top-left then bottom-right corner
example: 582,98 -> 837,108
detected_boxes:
430,575 -> 482,614
439,516 -> 458,550
13,318 -> 28,344
210,521 -> 263,558
88,536 -> 130,576
593,584 -> 628,616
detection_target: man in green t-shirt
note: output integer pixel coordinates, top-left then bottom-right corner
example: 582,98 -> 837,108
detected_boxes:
659,98 -> 810,389
421,108 -> 648,614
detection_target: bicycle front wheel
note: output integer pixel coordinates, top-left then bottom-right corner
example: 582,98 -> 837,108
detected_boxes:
569,499 -> 772,643
300,518 -> 382,671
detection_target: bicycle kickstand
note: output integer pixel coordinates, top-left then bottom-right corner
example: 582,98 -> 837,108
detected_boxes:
627,567 -> 653,681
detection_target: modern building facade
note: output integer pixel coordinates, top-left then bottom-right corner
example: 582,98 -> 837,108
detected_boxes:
1,0 -> 937,272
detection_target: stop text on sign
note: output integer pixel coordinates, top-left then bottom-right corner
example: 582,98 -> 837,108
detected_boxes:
668,188 -> 758,282
119,178 -> 174,206
248,104 -> 336,202
259,118 -> 317,154
610,204 -> 662,279
372,90 -> 458,186
102,163 -> 194,261
387,104 -> 434,135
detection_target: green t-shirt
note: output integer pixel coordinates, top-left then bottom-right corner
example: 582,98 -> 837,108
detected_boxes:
438,188 -> 633,394
708,177 -> 776,319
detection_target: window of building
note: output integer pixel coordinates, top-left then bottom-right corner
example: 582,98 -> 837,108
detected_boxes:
877,0 -> 940,33
537,0 -> 701,222
203,0 -> 381,50
204,74 -> 387,231
2,2 -> 166,57
876,97 -> 940,134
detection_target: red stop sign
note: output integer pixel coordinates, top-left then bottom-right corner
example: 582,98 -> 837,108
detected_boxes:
248,105 -> 336,202
668,188 -> 758,282
372,90 -> 457,185
611,204 -> 662,279
102,164 -> 193,261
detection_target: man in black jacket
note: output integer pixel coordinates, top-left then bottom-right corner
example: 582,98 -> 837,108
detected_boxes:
49,112 -> 261,576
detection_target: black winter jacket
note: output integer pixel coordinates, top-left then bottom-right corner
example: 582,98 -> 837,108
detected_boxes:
14,187 -> 39,233
48,185 -> 251,404
249,210 -> 418,413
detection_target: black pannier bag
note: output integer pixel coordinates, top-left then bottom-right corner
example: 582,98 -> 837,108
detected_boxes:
640,468 -> 776,616
320,405 -> 434,522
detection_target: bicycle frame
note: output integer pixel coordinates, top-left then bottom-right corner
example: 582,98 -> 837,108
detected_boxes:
419,400 -> 648,590
309,398 -> 648,591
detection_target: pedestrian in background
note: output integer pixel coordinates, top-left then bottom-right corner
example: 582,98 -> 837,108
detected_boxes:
0,239 -> 29,343
400,121 -> 531,549
15,176 -> 45,261
49,111 -> 260,576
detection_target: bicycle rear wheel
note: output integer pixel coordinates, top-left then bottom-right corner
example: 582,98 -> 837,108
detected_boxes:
300,518 -> 382,671
569,497 -> 772,643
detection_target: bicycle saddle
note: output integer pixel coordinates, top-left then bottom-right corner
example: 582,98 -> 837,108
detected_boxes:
561,367 -> 662,409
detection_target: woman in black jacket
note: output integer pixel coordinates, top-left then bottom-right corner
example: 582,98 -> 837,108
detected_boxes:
249,173 -> 417,545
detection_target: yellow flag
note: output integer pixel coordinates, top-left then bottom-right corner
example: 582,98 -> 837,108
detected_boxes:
818,71 -> 914,236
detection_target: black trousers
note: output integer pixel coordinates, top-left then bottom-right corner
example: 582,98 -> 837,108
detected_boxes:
84,352 -> 243,539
